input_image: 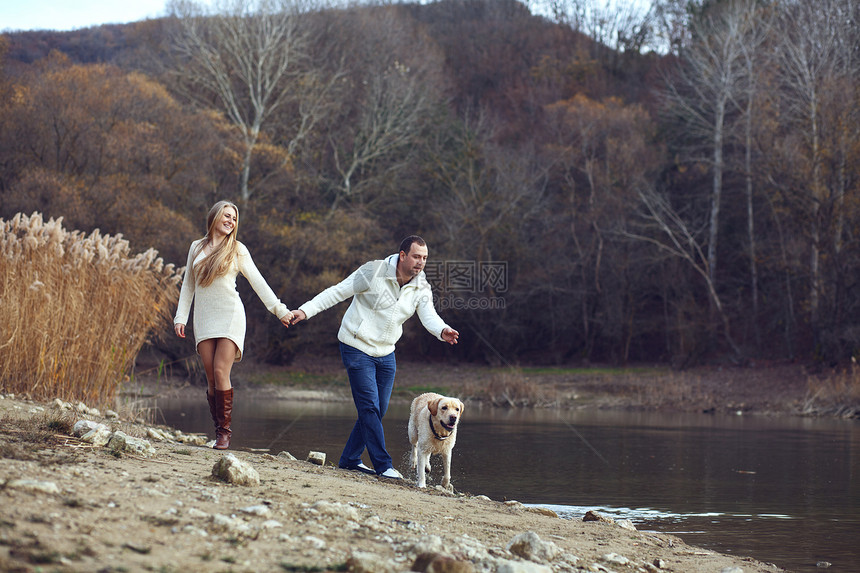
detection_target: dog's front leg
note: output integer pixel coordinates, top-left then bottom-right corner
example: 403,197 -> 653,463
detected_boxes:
416,451 -> 431,488
441,451 -> 452,492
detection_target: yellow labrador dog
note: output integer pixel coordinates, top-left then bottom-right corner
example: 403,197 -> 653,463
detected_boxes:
408,392 -> 464,490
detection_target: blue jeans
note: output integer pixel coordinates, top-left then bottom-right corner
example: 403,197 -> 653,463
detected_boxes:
338,342 -> 396,473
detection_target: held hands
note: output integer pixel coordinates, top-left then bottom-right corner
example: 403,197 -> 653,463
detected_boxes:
280,310 -> 296,328
442,327 -> 459,345
289,309 -> 307,325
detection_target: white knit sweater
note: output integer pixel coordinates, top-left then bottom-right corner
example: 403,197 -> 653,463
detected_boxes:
174,239 -> 290,361
298,254 -> 448,357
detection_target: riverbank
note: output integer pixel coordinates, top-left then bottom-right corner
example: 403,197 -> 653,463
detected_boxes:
0,390 -> 787,573
147,354 -> 848,418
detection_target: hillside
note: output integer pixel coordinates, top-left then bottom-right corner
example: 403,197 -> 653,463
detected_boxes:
2,0 -> 860,372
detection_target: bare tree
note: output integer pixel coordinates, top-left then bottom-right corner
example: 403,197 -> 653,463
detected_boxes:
329,60 -> 429,209
770,0 -> 859,334
737,1 -> 772,349
429,108 -> 546,260
650,0 -> 698,54
167,0 -> 342,202
543,94 -> 660,360
659,0 -> 758,323
541,0 -> 655,60
627,184 -> 743,360
425,107 -> 548,362
325,6 -> 442,212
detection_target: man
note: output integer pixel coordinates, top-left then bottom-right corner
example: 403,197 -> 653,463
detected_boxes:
290,236 -> 459,479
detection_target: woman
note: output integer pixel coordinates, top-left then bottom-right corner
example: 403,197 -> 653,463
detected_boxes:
174,200 -> 293,449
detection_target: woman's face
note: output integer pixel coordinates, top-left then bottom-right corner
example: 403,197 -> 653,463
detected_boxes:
214,206 -> 237,238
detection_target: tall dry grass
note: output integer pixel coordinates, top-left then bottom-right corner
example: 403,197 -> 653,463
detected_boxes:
461,368 -> 559,407
1,212 -> 182,406
803,361 -> 860,417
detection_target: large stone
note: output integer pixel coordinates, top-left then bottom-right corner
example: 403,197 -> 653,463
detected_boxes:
146,427 -> 176,442
309,500 -> 359,521
602,552 -> 630,566
583,510 -> 615,524
240,504 -> 271,516
526,506 -> 558,518
72,419 -> 104,437
494,560 -> 552,573
52,398 -> 72,410
107,431 -> 156,457
506,531 -> 560,564
7,479 -> 60,495
75,401 -> 101,417
211,453 -> 260,486
211,513 -> 253,535
81,425 -> 113,447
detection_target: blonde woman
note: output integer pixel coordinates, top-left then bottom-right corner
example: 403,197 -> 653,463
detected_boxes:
174,200 -> 293,449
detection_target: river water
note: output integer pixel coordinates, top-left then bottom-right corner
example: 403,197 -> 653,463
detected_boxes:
152,395 -> 860,573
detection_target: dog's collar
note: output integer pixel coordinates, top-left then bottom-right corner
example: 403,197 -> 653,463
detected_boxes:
429,414 -> 451,440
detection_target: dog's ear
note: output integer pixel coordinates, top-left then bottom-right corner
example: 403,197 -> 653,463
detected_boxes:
456,399 -> 464,413
428,398 -> 441,416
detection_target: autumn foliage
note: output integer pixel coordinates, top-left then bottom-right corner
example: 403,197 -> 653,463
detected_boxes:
1,0 -> 859,372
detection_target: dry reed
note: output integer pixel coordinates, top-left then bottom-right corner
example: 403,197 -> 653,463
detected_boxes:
0,212 -> 182,407
461,368 -> 559,407
803,362 -> 860,417
634,371 -> 715,409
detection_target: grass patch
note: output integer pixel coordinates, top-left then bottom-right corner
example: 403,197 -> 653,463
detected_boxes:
633,373 -> 716,410
45,413 -> 75,436
247,371 -> 344,388
515,366 -> 669,377
396,385 -> 449,397
803,364 -> 860,417
0,409 -> 79,461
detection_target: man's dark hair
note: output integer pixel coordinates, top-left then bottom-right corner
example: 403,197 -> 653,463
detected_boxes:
399,235 -> 426,255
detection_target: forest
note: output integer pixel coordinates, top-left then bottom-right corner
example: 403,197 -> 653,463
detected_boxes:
1,0 -> 858,370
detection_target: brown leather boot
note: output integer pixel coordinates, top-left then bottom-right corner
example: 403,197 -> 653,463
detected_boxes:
206,390 -> 218,443
214,388 -> 233,450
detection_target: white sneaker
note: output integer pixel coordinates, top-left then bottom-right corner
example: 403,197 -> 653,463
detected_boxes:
339,462 -> 375,475
356,462 -> 375,475
379,467 -> 403,480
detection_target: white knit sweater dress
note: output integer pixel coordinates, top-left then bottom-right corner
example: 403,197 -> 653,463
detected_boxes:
174,239 -> 290,362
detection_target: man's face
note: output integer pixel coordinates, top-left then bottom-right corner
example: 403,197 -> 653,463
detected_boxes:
399,243 -> 428,278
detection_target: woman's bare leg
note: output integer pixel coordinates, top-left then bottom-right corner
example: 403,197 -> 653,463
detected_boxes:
197,338 -> 238,449
197,338 -> 238,393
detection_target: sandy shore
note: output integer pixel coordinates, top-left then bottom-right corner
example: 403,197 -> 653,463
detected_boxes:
0,369 -> 793,573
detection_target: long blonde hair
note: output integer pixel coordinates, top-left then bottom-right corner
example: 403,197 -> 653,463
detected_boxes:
192,200 -> 240,288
